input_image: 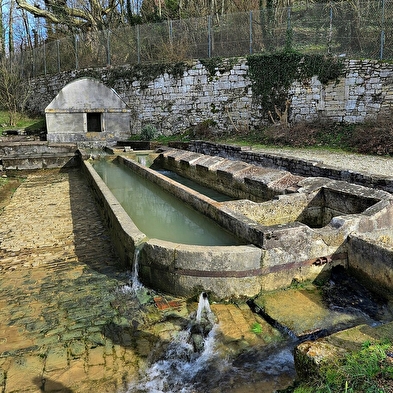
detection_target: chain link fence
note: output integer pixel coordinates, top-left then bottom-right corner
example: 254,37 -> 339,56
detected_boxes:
17,0 -> 393,77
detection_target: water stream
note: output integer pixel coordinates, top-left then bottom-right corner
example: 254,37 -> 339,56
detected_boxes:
131,248 -> 143,292
125,291 -> 297,393
116,265 -> 393,393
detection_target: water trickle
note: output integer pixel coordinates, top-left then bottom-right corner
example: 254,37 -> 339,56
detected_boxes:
196,292 -> 212,323
131,248 -> 143,292
137,155 -> 147,166
127,323 -> 223,393
118,248 -> 154,307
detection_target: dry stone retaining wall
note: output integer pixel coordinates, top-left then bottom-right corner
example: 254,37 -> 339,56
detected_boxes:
28,59 -> 393,137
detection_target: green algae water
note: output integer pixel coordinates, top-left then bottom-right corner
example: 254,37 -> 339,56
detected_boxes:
93,158 -> 241,246
155,169 -> 235,202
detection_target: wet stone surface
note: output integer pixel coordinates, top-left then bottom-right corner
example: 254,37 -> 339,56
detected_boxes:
0,168 -> 295,393
253,270 -> 393,341
0,169 -> 139,392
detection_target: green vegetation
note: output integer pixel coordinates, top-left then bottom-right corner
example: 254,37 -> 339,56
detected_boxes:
251,322 -> 263,335
285,340 -> 393,393
140,124 -> 157,141
199,57 -> 239,78
0,111 -> 45,136
150,115 -> 393,157
247,51 -> 344,121
106,62 -> 187,90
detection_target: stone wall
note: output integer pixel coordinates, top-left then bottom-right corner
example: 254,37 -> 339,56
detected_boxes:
28,58 -> 393,137
0,142 -> 80,170
348,231 -> 393,298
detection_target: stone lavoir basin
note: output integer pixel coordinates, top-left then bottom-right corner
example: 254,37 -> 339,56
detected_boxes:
83,147 -> 393,302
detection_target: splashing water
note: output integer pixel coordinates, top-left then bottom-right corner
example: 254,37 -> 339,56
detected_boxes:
118,248 -> 143,295
196,292 -> 212,323
127,324 -> 225,393
131,248 -> 143,292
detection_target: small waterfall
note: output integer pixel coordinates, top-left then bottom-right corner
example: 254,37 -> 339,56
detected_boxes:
124,291 -> 297,392
118,248 -> 143,296
196,292 -> 212,323
131,248 -> 143,292
137,155 -> 147,166
126,292 -> 224,393
127,324 -> 223,393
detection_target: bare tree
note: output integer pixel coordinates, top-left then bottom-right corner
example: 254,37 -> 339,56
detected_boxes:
0,0 -> 5,57
20,8 -> 34,49
15,0 -> 120,33
8,0 -> 15,53
0,58 -> 31,125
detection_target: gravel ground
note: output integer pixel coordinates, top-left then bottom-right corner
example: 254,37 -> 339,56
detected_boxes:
252,147 -> 393,178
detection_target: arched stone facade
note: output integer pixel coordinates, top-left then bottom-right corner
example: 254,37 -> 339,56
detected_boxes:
45,78 -> 131,144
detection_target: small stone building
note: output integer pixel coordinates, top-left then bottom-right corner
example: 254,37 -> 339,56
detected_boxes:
45,78 -> 131,144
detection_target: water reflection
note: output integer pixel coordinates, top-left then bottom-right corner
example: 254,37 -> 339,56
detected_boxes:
155,169 -> 235,202
93,159 -> 241,246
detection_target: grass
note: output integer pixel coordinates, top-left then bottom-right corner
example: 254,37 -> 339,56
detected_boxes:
0,177 -> 9,187
251,322 -> 263,335
284,340 -> 393,393
0,110 -> 45,135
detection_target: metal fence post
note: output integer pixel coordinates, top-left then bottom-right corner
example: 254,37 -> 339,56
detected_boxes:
208,15 -> 212,58
328,2 -> 333,54
249,11 -> 253,55
285,6 -> 292,51
137,25 -> 141,64
32,48 -> 36,77
107,30 -> 111,66
380,0 -> 386,60
43,42 -> 47,75
169,19 -> 173,45
57,40 -> 61,73
75,35 -> 79,69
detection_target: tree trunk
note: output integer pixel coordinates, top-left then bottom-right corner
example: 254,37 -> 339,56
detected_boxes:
8,0 -> 14,54
0,1 -> 4,58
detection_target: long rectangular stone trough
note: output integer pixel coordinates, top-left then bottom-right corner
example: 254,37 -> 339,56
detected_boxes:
82,147 -> 393,301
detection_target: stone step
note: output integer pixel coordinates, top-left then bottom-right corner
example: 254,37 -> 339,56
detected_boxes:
294,321 -> 393,379
211,303 -> 282,347
2,153 -> 79,170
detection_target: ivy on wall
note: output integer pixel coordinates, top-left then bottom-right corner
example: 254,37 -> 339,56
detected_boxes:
199,57 -> 238,78
106,62 -> 187,89
247,51 -> 345,120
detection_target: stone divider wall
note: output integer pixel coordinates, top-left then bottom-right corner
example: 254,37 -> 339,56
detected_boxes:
27,58 -> 393,136
348,232 -> 393,299
173,141 -> 393,193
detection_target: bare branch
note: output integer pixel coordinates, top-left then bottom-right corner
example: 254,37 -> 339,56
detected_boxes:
15,0 -> 112,30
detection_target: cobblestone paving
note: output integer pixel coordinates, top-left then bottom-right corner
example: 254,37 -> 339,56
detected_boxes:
0,168 -> 279,393
0,169 -> 149,393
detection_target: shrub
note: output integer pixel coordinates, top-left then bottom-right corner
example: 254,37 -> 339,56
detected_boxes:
140,124 -> 157,141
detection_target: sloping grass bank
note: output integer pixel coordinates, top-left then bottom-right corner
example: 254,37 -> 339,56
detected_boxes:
0,111 -> 45,136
